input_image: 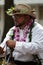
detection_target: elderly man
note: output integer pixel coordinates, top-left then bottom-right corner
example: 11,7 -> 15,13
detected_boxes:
0,4 -> 43,65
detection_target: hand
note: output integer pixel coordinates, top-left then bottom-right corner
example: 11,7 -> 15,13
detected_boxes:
6,40 -> 16,48
0,47 -> 4,54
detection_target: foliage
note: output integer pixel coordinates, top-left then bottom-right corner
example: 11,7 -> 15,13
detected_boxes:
6,7 -> 15,16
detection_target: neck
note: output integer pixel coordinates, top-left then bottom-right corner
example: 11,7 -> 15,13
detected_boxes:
19,20 -> 32,29
20,22 -> 28,29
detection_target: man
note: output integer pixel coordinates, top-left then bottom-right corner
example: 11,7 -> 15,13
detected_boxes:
0,4 -> 43,65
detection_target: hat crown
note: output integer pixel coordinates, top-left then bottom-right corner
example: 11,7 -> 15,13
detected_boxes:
15,4 -> 31,14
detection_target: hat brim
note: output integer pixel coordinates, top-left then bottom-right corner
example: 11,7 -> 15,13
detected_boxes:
11,12 -> 36,19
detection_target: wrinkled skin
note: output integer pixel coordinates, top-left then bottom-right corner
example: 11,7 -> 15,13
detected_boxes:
6,40 -> 16,49
13,14 -> 31,29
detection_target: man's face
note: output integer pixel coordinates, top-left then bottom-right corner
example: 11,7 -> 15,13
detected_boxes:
13,14 -> 31,27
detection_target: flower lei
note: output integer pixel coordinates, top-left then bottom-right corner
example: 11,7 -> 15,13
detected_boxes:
13,20 -> 33,42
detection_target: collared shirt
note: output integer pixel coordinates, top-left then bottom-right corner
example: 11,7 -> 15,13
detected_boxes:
0,22 -> 43,62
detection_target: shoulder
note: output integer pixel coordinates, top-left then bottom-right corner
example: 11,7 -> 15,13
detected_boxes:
6,26 -> 16,36
32,22 -> 43,36
35,22 -> 43,28
32,22 -> 43,32
9,26 -> 16,31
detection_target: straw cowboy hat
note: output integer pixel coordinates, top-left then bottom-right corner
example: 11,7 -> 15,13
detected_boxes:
6,4 -> 36,19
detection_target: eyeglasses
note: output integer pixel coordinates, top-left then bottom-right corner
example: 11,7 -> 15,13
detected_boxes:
13,14 -> 32,19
